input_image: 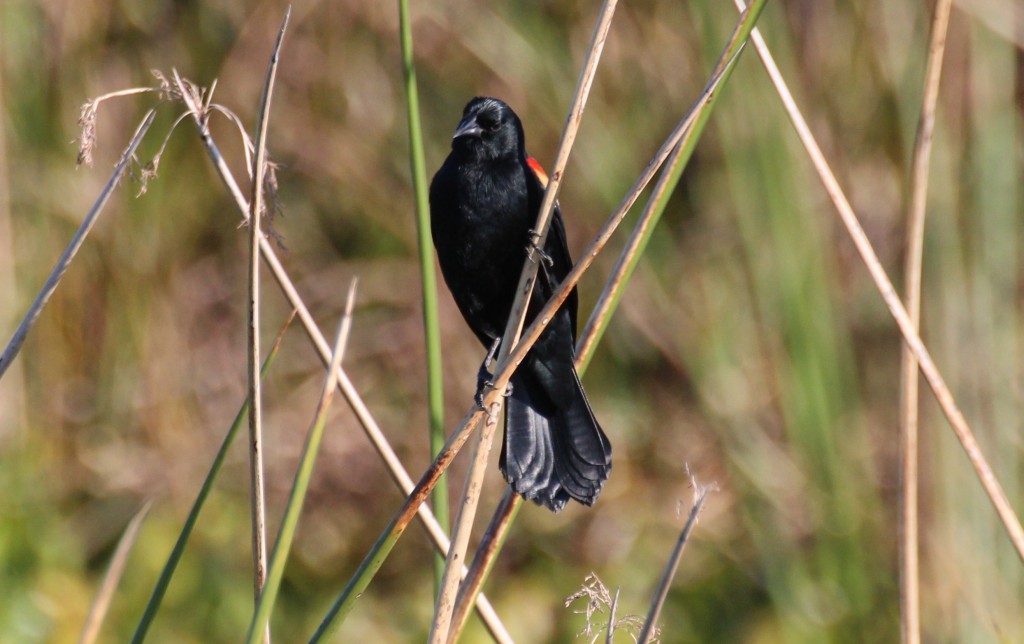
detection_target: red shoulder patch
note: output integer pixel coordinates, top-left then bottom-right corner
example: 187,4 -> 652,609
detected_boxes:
526,157 -> 549,187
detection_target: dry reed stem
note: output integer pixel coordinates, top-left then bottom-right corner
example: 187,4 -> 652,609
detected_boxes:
430,2 -> 620,640
427,407 -> 486,644
733,0 -> 1024,562
580,91 -> 709,366
493,0 -> 621,364
246,275 -> 351,644
637,475 -> 710,644
606,588 -> 619,644
79,500 -> 153,644
569,36 -> 742,362
0,109 -> 157,380
900,1 -> 953,642
335,280 -> 358,371
448,487 -> 519,638
312,406 -> 499,638
169,70 -> 511,641
430,398 -> 501,643
245,14 -> 289,633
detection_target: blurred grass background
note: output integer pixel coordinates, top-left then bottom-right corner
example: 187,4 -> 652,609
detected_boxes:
1,0 -> 1022,641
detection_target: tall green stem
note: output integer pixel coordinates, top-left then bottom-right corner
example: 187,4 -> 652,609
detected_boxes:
397,0 -> 448,592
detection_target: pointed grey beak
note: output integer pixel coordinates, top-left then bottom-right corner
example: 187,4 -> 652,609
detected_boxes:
452,115 -> 483,140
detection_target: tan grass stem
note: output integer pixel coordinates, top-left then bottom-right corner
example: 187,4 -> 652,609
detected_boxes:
733,0 -> 1024,562
244,14 -> 289,628
899,2 -> 953,641
637,481 -> 709,644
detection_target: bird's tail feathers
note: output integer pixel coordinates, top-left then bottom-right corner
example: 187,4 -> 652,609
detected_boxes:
501,370 -> 611,512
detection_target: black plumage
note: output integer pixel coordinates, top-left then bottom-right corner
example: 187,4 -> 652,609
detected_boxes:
429,97 -> 611,511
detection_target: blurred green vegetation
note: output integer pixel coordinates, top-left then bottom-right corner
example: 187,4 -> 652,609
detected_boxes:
1,0 -> 1022,641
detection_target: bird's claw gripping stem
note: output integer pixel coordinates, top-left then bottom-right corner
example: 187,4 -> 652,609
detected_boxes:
475,337 -> 513,416
526,229 -> 554,268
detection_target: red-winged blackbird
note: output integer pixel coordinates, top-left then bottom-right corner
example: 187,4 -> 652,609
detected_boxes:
429,97 -> 611,512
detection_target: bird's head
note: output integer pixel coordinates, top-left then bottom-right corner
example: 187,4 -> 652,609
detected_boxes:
450,97 -> 526,162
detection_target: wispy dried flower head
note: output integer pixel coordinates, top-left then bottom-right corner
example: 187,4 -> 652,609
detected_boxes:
565,573 -> 658,643
77,100 -> 99,167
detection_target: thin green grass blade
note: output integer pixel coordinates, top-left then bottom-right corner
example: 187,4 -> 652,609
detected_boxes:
397,0 -> 449,593
246,287 -> 354,644
577,0 -> 763,375
130,314 -> 294,643
309,514 -> 403,641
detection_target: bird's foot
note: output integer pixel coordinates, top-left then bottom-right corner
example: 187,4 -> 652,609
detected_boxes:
474,380 -> 514,416
475,337 -> 513,415
526,229 -> 554,268
475,392 -> 497,420
475,337 -> 500,413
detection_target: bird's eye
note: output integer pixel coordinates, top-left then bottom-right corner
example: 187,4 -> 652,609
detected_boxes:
478,114 -> 500,131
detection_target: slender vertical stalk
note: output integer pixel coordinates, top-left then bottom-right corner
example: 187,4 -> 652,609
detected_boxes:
637,486 -> 709,644
448,488 -> 521,641
246,282 -> 356,644
397,0 -> 449,592
899,2 -> 953,642
246,12 -> 290,641
246,119 -> 268,619
605,588 -> 620,644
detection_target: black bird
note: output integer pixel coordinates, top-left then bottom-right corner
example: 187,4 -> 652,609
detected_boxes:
429,97 -> 611,512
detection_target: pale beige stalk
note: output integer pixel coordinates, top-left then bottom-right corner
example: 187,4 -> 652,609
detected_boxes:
899,1 -> 953,641
733,0 -> 1024,561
